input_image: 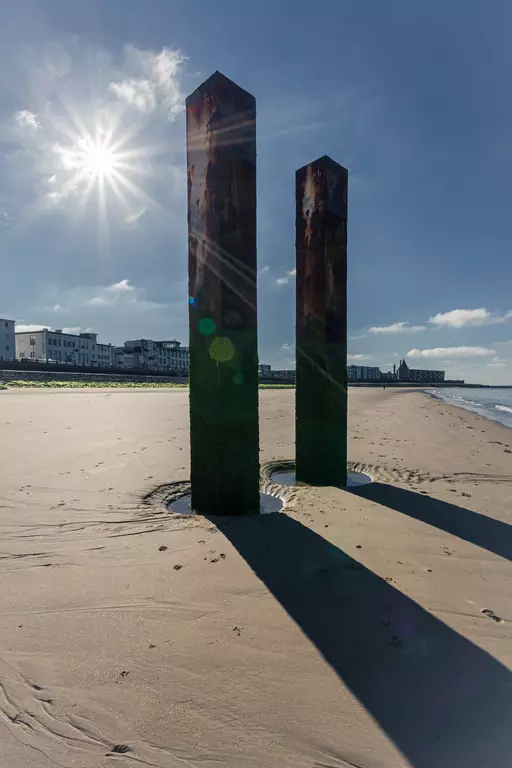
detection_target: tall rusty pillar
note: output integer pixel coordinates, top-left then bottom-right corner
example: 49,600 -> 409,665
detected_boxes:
186,72 -> 260,515
295,156 -> 348,487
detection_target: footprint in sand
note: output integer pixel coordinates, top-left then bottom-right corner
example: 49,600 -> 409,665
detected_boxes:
481,608 -> 504,623
108,745 -> 131,755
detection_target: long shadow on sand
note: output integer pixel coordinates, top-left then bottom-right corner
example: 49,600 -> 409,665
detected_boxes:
214,512 -> 512,768
352,483 -> 511,561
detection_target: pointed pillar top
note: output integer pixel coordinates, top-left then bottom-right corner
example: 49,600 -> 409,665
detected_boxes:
187,71 -> 255,106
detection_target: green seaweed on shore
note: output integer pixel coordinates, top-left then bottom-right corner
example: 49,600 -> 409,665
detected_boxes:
2,379 -> 295,390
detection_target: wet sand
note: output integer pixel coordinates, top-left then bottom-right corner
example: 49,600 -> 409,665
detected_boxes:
0,387 -> 511,767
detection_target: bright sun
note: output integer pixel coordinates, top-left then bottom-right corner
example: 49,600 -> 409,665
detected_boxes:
75,136 -> 119,180
49,115 -> 153,229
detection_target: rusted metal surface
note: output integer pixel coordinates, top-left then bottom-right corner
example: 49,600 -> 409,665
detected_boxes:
296,156 -> 348,487
187,72 -> 259,515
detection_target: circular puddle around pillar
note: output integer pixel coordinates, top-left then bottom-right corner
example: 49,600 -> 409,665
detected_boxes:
270,470 -> 372,488
168,492 -> 284,516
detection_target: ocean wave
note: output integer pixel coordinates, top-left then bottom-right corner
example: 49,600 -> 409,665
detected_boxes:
453,396 -> 481,406
424,388 -> 512,429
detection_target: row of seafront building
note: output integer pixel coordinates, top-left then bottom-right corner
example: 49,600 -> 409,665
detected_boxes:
349,359 -> 450,384
0,320 -> 190,374
1,318 -> 457,383
260,359 -> 455,384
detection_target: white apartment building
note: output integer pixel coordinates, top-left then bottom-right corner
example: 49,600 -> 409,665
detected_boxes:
96,342 -> 114,367
0,318 -> 15,361
16,328 -> 113,367
347,365 -> 381,382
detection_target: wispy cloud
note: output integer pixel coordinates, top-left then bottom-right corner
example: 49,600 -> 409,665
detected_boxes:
348,353 -> 372,360
429,308 -> 512,328
259,265 -> 270,274
6,43 -> 189,225
109,46 -> 186,118
276,267 -> 296,286
0,207 -> 12,227
15,324 -> 49,333
109,80 -> 157,113
16,322 -> 84,334
369,321 -> 426,334
124,207 -> 147,226
14,109 -> 41,130
105,279 -> 135,294
349,333 -> 367,340
408,346 -> 495,358
14,278 -> 179,346
89,279 -> 135,305
487,355 -> 509,368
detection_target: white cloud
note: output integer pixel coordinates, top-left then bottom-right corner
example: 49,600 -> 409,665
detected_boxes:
14,278 -> 178,346
7,43 -> 189,221
109,80 -> 157,113
109,46 -> 186,118
83,279 -> 168,314
14,110 -> 41,130
408,346 -> 495,359
348,353 -> 372,360
0,207 -> 12,227
124,207 -> 147,226
369,321 -> 426,334
429,308 -> 512,328
487,356 -> 509,368
259,265 -> 270,274
62,326 -> 81,335
281,343 -> 293,350
276,268 -> 297,286
349,333 -> 367,340
15,324 -> 49,333
105,279 -> 135,294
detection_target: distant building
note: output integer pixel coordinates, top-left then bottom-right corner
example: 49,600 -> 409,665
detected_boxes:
15,328 -> 113,367
258,364 -> 295,381
347,365 -> 381,382
271,369 -> 295,381
397,358 -> 445,383
96,342 -> 114,367
0,318 -> 15,361
120,338 -> 189,374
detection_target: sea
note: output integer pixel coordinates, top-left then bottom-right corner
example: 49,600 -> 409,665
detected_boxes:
426,387 -> 512,429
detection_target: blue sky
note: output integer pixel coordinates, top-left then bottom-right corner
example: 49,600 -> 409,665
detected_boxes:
1,0 -> 511,384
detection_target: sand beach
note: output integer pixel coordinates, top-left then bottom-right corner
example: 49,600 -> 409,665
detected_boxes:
0,386 -> 510,767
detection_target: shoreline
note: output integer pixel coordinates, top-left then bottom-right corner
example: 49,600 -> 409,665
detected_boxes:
424,386 -> 512,430
0,387 -> 510,767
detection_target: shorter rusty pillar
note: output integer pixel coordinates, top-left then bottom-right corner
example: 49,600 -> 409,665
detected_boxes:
295,156 -> 348,487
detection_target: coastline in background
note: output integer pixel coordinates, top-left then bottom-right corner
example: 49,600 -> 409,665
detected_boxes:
427,387 -> 512,429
